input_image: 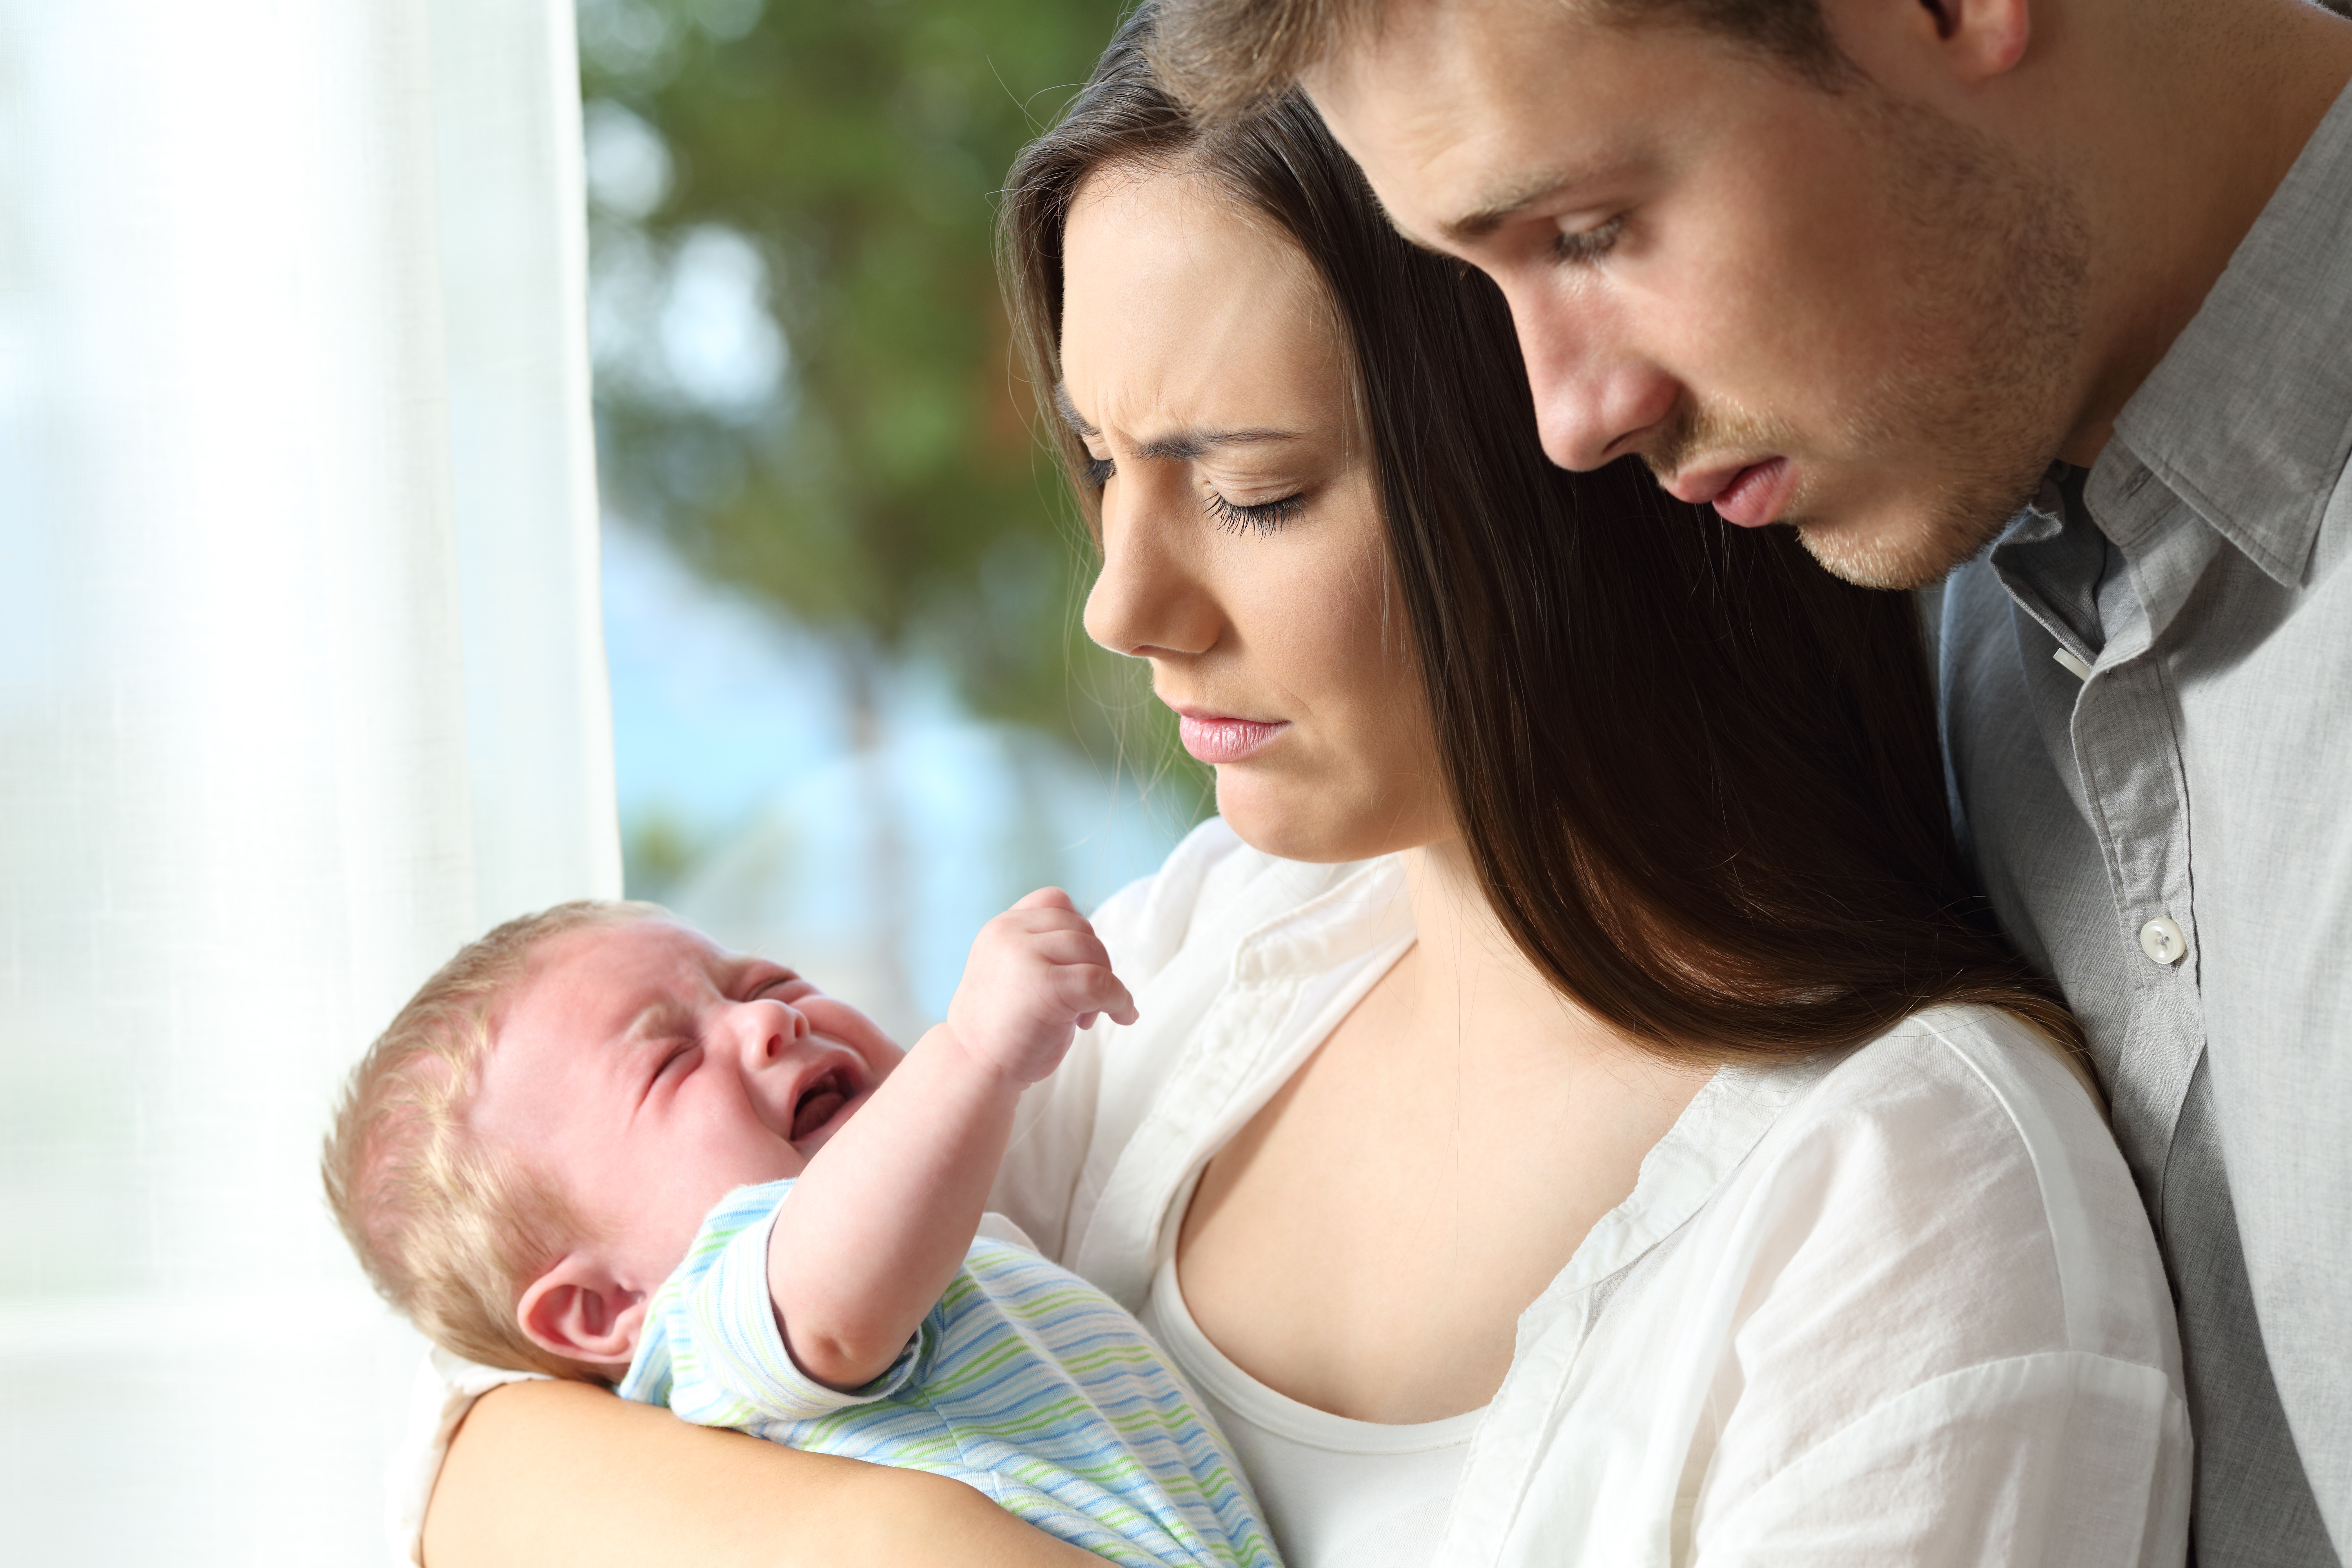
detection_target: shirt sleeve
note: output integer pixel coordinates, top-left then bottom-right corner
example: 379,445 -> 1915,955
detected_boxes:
1688,1017 -> 2191,1567
618,1179 -> 926,1429
1695,1353 -> 2189,1567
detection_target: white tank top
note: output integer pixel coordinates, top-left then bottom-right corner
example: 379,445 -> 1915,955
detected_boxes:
1137,1254 -> 1484,1568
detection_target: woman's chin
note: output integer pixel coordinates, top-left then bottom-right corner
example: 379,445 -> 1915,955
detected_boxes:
1215,774 -> 1435,866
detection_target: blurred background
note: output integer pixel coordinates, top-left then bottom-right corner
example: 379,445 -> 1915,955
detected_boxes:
578,0 -> 1204,1037
0,1 -> 1201,1561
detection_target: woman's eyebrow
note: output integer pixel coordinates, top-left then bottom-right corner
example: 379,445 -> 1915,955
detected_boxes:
1052,381 -> 1100,440
1053,381 -> 1303,459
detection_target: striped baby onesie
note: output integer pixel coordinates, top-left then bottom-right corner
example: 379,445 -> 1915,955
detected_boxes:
618,1180 -> 1280,1568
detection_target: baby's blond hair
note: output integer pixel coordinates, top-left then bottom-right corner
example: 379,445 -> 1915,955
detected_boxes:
322,898 -> 665,1381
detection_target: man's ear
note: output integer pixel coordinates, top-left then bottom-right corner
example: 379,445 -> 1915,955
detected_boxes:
1832,0 -> 2034,86
516,1252 -> 649,1370
1920,0 -> 2032,78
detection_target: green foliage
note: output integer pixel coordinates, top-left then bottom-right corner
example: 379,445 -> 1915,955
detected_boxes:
580,0 -> 1194,801
620,806 -> 710,902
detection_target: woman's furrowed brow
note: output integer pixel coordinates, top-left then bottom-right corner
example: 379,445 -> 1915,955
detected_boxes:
1052,381 -> 1100,440
1054,381 -> 1305,457
1131,428 -> 1306,461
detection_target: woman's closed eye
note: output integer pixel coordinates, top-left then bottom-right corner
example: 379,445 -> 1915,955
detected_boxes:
1084,454 -> 1115,489
1205,489 -> 1305,536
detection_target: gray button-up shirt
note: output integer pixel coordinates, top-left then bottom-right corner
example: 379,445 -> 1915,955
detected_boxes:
1941,79 -> 2352,1568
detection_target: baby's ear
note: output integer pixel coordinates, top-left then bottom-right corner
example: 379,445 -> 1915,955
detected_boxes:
517,1253 -> 648,1371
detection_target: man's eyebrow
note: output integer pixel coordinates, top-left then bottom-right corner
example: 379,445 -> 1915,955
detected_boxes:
1437,159 -> 1621,246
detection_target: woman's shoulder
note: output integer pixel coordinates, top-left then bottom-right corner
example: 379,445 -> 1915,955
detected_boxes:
1797,1002 -> 2111,1169
1733,1003 -> 2174,1365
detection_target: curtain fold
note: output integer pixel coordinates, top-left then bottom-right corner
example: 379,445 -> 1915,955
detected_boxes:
0,2 -> 614,1560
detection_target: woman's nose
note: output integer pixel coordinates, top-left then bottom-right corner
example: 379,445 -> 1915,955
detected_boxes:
1081,477 -> 1221,659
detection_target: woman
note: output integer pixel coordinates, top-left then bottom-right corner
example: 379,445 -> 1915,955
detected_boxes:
418,9 -> 2187,1564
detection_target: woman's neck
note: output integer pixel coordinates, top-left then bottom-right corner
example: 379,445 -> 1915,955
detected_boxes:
1396,837 -> 1635,1073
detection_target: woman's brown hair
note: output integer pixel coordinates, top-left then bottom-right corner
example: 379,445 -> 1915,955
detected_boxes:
1000,4 -> 2079,1065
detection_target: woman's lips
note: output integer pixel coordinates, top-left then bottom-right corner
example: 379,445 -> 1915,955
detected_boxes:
1177,713 -> 1289,764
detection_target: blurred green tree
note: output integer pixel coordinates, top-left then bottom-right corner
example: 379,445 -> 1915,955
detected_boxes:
579,0 -> 1193,796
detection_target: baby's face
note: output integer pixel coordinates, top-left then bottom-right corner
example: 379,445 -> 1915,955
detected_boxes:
471,918 -> 903,1291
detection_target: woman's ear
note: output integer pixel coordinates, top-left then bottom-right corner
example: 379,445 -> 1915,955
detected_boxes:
516,1253 -> 648,1370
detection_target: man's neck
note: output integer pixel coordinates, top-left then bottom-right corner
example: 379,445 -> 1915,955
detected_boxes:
2058,0 -> 2352,465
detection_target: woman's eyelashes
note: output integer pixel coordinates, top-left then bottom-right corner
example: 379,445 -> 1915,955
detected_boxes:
1081,445 -> 1305,534
1204,489 -> 1306,536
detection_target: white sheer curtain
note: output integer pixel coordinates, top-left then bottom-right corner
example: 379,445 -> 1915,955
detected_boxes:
0,1 -> 616,1561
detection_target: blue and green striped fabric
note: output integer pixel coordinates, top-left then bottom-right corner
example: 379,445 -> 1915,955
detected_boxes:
619,1180 -> 1280,1568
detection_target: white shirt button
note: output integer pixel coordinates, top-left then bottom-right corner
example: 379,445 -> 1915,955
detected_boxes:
2139,917 -> 2187,966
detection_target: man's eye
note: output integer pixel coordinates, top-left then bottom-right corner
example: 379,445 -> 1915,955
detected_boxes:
1550,213 -> 1628,266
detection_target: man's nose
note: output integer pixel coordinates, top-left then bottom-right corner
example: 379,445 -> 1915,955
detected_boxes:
1507,289 -> 1678,472
1081,477 -> 1219,660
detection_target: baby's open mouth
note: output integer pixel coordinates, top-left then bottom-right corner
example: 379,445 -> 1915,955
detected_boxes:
789,1067 -> 855,1143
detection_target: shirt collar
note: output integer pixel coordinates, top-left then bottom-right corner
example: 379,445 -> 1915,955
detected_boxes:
2103,76 -> 2352,587
2107,76 -> 2352,585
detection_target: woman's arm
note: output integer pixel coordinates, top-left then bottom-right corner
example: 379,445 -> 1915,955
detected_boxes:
422,1380 -> 1102,1568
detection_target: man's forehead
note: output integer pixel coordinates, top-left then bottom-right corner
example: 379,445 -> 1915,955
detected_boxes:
1307,2 -> 1601,203
1310,0 -> 1733,246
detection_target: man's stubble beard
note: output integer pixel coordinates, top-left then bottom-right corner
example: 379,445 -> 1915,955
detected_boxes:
1648,87 -> 2092,591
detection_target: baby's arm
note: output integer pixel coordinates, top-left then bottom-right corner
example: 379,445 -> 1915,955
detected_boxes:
766,888 -> 1136,1390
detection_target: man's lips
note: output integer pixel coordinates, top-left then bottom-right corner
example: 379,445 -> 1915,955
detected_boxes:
1665,457 -> 1795,528
1174,708 -> 1289,764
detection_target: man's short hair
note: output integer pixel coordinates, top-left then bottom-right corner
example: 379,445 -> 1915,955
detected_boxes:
321,898 -> 663,1381
1149,0 -> 1853,123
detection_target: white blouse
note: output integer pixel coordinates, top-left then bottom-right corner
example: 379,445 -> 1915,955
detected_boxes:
400,817 -> 2191,1566
1138,1251 -> 1483,1568
990,819 -> 2189,1567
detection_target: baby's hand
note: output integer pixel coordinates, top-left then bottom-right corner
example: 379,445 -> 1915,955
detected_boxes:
944,888 -> 1138,1087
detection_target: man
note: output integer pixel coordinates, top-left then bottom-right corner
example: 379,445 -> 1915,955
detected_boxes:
1152,0 -> 2352,1561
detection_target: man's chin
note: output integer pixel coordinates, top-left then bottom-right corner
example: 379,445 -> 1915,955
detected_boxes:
1789,503 -> 2010,592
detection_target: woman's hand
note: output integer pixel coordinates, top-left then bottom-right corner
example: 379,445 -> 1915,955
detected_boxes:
423,1380 -> 1103,1568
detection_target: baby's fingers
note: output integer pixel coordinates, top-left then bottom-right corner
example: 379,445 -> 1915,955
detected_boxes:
1011,886 -> 1078,915
1050,962 -> 1138,1029
1022,926 -> 1114,974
